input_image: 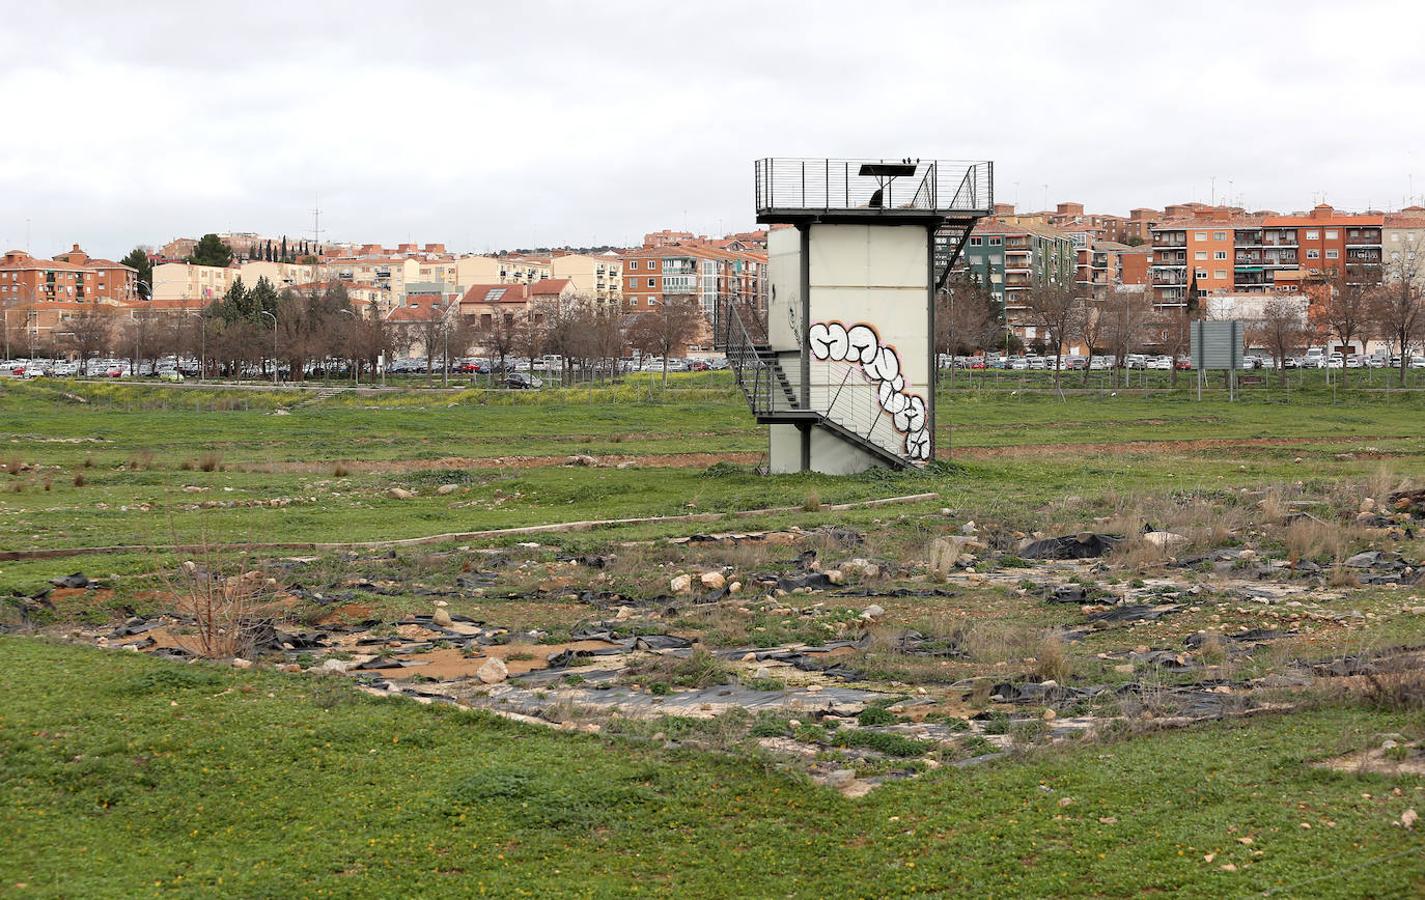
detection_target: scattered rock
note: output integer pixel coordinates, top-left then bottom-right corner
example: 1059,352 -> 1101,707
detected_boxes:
476,657 -> 509,684
321,658 -> 352,673
436,484 -> 460,495
671,574 -> 693,593
961,520 -> 978,535
566,454 -> 597,467
824,569 -> 845,585
699,571 -> 727,590
860,604 -> 886,621
1142,531 -> 1189,552
729,581 -> 743,594
388,487 -> 416,500
432,607 -> 453,628
1402,809 -> 1418,829
231,657 -> 253,669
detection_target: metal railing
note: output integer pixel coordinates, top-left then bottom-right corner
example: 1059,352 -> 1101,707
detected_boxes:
754,158 -> 993,216
718,298 -> 791,419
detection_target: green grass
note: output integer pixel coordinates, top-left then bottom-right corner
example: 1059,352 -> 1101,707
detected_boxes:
3,638 -> 1423,896
8,379 -> 1425,554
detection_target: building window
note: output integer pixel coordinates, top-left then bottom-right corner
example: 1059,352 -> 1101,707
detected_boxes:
1195,269 -> 1208,280
1325,229 -> 1338,240
1195,232 -> 1207,241
1305,230 -> 1319,240
1213,232 -> 1226,241
1195,251 -> 1207,260
1306,249 -> 1320,260
1325,249 -> 1339,259
647,278 -> 655,287
988,237 -> 1002,246
629,260 -> 639,270
1214,251 -> 1227,260
1215,270 -> 1226,279
969,237 -> 982,246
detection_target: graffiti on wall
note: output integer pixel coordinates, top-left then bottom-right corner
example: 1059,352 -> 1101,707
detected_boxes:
807,321 -> 930,461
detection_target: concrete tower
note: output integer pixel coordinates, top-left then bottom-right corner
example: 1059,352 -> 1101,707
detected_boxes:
718,158 -> 994,473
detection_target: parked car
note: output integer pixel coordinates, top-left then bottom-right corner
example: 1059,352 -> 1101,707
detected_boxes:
1411,356 -> 1425,369
1065,355 -> 1088,371
1147,356 -> 1172,370
504,373 -> 544,390
1175,357 -> 1194,370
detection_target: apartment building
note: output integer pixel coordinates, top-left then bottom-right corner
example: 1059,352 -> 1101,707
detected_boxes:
1,247 -> 138,307
619,245 -> 766,320
1384,206 -> 1425,285
549,252 -> 623,302
153,261 -> 241,301
455,255 -> 552,288
1073,240 -> 1149,296
953,221 -> 1076,330
1150,204 -> 1383,306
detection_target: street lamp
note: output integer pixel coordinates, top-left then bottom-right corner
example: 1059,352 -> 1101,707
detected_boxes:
337,307 -> 358,386
259,310 -> 278,384
133,280 -> 153,376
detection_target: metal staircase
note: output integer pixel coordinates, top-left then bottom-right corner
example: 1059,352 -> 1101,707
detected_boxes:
716,300 -> 913,470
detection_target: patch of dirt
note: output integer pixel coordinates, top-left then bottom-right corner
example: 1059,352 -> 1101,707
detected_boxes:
1317,744 -> 1425,777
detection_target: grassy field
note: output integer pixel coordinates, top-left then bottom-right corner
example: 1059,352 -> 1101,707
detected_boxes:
4,377 -> 1425,896
3,638 -> 1422,897
5,377 -> 1425,558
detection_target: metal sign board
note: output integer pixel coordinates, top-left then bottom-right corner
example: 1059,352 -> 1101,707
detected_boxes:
1191,320 -> 1243,371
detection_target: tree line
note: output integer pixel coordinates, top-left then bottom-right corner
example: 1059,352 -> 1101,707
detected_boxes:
937,256 -> 1425,389
9,274 -> 707,385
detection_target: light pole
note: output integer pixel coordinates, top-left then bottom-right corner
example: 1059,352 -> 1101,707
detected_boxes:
259,310 -> 278,384
338,307 -> 358,386
440,301 -> 451,388
134,280 -> 153,376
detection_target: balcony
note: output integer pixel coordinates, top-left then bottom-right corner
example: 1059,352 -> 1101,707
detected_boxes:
1153,234 -> 1187,248
1235,231 -> 1263,247
1152,273 -> 1187,286
1262,232 -> 1298,247
1155,254 -> 1187,266
1346,231 -> 1382,246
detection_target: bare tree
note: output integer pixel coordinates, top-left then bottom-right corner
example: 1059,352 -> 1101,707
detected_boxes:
1152,308 -> 1191,387
61,307 -> 115,376
936,274 -> 997,384
1373,242 -> 1425,387
1315,270 -> 1371,387
1021,282 -> 1086,389
1100,289 -> 1150,387
478,310 -> 520,377
1251,298 -> 1309,387
624,296 -> 703,386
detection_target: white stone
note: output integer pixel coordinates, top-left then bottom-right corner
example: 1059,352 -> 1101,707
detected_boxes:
388,487 -> 416,500
699,571 -> 726,590
670,574 -> 693,593
860,604 -> 886,621
476,657 -> 509,684
436,484 -> 460,495
231,657 -> 253,669
1142,531 -> 1189,551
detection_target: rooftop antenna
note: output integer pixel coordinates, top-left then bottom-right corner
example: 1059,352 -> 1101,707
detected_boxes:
310,195 -> 324,251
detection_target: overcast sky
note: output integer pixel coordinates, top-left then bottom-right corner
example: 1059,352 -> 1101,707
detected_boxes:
3,0 -> 1423,258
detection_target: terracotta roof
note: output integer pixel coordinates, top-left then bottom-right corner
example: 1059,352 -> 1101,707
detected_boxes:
529,278 -> 571,296
460,284 -> 529,305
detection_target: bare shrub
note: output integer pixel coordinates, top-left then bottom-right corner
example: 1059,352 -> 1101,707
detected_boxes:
197,451 -> 225,473
3,457 -> 22,475
802,490 -> 822,512
1112,537 -> 1167,573
8,480 -> 23,493
1033,632 -> 1073,682
167,556 -> 284,659
42,474 -> 52,491
1197,630 -> 1227,666
332,463 -> 351,478
71,472 -> 87,487
127,449 -> 156,470
1284,518 -> 1346,565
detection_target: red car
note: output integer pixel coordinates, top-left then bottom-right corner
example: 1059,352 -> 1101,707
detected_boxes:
1174,358 -> 1193,370
688,360 -> 711,372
